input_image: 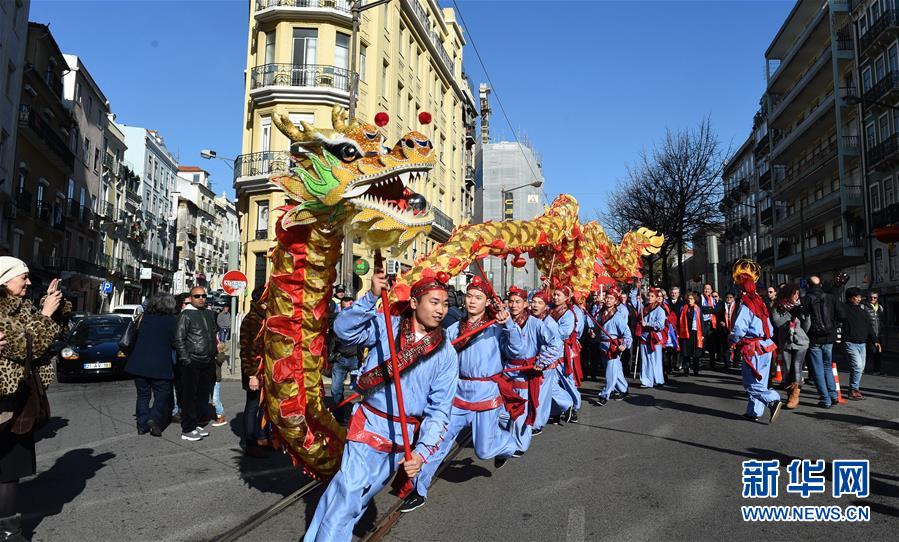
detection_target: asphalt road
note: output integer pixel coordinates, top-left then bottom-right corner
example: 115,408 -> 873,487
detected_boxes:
18,367 -> 899,541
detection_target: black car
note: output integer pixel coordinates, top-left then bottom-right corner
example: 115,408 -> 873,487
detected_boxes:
56,315 -> 131,382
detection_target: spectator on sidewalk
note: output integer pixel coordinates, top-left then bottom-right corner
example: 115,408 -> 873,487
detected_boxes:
837,288 -> 880,401
171,292 -> 192,425
329,295 -> 362,423
801,276 -> 841,409
211,341 -> 227,428
240,286 -> 270,457
765,286 -> 778,313
124,293 -> 178,437
863,291 -> 884,376
173,287 -> 219,441
700,284 -> 720,370
770,285 -> 810,410
717,291 -> 739,369
216,306 -> 232,343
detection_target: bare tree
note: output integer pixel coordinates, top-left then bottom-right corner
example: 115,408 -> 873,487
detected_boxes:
600,118 -> 726,288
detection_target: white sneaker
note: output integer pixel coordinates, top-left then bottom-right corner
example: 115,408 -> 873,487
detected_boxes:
195,427 -> 210,437
181,429 -> 204,441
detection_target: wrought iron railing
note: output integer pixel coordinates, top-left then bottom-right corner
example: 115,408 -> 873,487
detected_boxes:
256,0 -> 350,12
432,207 -> 454,234
18,105 -> 75,167
867,133 -> 899,166
872,202 -> 899,228
249,63 -> 353,91
860,9 -> 898,53
403,0 -> 453,75
863,71 -> 899,105
233,151 -> 291,181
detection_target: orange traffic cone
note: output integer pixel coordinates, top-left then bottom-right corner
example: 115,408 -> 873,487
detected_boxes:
831,362 -> 847,404
772,353 -> 783,385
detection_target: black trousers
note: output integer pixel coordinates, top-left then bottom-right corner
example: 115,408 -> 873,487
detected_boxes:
178,362 -> 215,433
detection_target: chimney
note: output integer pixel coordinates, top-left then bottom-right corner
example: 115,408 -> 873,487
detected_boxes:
479,84 -> 491,146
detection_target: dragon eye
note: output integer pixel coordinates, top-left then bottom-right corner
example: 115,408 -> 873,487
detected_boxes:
332,143 -> 359,162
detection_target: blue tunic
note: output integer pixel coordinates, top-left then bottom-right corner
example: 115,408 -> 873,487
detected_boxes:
597,304 -> 633,399
305,292 -> 458,542
728,302 -> 780,417
413,318 -> 522,497
630,289 -> 666,387
533,315 -> 571,429
552,307 -> 581,412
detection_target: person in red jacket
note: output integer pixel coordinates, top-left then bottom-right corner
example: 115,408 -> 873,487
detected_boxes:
716,292 -> 739,370
677,293 -> 704,376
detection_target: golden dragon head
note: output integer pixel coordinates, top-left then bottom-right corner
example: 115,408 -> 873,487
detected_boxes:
270,105 -> 435,249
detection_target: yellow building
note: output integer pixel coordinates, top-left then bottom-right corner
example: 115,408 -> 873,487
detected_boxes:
234,0 -> 477,308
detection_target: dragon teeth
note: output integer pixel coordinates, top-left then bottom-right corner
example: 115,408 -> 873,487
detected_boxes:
399,172 -> 411,185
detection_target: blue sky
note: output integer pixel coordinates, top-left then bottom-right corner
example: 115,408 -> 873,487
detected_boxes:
29,0 -> 793,215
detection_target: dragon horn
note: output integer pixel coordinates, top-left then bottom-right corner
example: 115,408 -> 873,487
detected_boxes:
273,113 -> 314,143
332,105 -> 348,132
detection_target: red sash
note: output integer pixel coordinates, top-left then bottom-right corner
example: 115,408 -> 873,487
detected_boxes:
456,373 -> 526,419
737,338 -> 776,381
677,305 -> 704,348
560,309 -> 583,386
507,357 -> 541,426
356,317 -> 444,393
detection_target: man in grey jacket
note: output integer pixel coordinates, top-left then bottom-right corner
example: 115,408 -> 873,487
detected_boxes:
863,291 -> 884,376
173,287 -> 219,441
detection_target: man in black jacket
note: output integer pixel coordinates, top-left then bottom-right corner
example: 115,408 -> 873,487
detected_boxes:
863,291 -> 884,375
174,286 -> 219,441
800,276 -> 841,408
838,288 -> 880,400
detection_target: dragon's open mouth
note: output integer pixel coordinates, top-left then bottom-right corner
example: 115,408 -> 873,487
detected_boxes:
348,169 -> 431,223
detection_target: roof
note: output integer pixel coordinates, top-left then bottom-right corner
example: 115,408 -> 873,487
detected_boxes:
178,165 -> 208,173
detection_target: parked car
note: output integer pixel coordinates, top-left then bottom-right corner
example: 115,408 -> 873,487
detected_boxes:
56,315 -> 131,382
110,304 -> 144,320
67,311 -> 91,330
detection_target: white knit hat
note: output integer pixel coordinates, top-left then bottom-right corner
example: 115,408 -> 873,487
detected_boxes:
0,256 -> 29,286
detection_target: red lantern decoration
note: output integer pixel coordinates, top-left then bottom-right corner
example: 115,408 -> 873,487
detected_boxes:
874,225 -> 899,244
374,112 -> 389,127
418,111 -> 432,125
511,257 -> 527,268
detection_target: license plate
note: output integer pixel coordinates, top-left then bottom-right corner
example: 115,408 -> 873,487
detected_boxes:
83,362 -> 112,369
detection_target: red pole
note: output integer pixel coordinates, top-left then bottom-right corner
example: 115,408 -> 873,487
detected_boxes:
380,289 -> 413,460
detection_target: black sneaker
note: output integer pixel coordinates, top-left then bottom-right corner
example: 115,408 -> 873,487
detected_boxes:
548,416 -> 560,426
137,426 -> 150,435
512,450 -> 525,458
594,396 -> 608,406
399,492 -> 426,513
569,411 -> 579,423
768,401 -> 783,424
817,401 -> 833,409
532,427 -> 543,436
742,414 -> 760,423
148,420 -> 163,437
494,456 -> 508,469
563,408 -> 574,423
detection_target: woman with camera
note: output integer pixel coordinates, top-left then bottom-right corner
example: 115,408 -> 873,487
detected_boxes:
771,284 -> 810,410
0,257 -> 65,541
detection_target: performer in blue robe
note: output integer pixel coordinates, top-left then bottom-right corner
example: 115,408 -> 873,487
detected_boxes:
549,286 -> 582,424
630,285 -> 667,388
304,272 -> 458,541
529,290 -> 569,433
728,259 -> 783,424
501,286 -> 561,451
406,277 -> 523,511
593,288 -> 633,405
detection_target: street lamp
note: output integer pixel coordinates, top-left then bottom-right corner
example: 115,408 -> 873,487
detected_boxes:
500,180 -> 542,292
200,149 -> 235,171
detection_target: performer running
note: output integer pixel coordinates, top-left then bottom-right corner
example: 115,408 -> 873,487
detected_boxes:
727,259 -> 783,424
304,271 -> 458,542
529,290 -> 570,433
404,277 -> 523,512
550,286 -> 583,424
500,287 -> 559,453
594,287 -> 633,406
631,284 -> 667,388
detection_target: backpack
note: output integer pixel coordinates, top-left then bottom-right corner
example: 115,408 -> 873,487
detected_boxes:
808,292 -> 833,336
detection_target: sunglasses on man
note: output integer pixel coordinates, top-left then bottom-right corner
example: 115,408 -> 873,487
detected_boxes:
192,294 -> 207,299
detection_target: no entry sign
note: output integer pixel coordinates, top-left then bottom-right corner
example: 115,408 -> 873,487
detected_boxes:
222,270 -> 249,296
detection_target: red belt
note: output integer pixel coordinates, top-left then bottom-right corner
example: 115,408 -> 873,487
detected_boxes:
456,373 -> 526,418
346,402 -> 422,454
737,338 -> 776,382
505,358 -> 541,425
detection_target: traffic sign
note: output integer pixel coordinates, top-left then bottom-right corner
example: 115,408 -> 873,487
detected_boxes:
101,281 -> 113,294
222,270 -> 249,296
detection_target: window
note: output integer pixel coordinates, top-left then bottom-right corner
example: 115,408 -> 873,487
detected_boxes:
875,54 -> 886,81
292,28 -> 317,66
256,200 -> 270,232
879,113 -> 890,141
859,13 -> 868,35
885,177 -> 895,207
83,137 -> 90,159
94,148 -> 100,171
254,252 -> 267,291
335,33 -> 350,71
264,31 -> 275,65
36,183 -> 44,215
359,44 -> 367,82
75,81 -> 82,103
80,186 -> 86,220
871,1 -> 881,22
889,44 -> 898,74
867,121 -> 877,147
381,61 -> 388,97
863,66 -> 873,92
260,116 -> 272,153
66,178 -> 74,214
87,95 -> 93,118
871,183 -> 882,211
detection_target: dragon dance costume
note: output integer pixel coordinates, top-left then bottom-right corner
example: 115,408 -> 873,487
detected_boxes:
530,291 -> 570,431
304,282 -> 458,542
550,301 -> 582,416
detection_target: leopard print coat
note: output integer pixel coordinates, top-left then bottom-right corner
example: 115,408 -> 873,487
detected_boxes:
0,295 -> 60,397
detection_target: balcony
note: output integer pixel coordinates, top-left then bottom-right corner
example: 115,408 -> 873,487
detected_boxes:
872,202 -> 899,228
401,0 -> 454,77
771,93 -> 835,160
760,206 -> 773,226
429,207 -> 455,242
254,0 -> 351,25
867,133 -> 899,170
842,135 -> 860,156
63,257 -> 107,279
862,71 -> 899,107
233,151 -> 291,184
758,246 -> 774,263
248,64 -> 354,107
774,191 -> 840,234
769,50 -> 831,126
15,190 -> 32,214
774,138 -> 839,195
18,105 -> 75,170
859,9 -> 899,55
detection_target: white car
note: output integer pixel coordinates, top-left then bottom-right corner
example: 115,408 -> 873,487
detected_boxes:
110,304 -> 144,320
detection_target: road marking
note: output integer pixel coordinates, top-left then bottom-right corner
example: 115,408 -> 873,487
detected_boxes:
566,506 -> 585,542
36,433 -> 136,462
859,418 -> 899,448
